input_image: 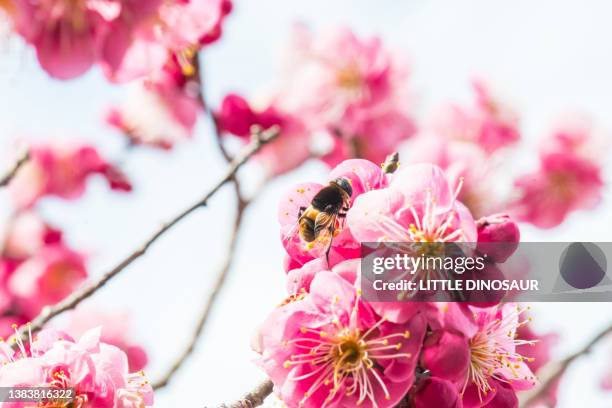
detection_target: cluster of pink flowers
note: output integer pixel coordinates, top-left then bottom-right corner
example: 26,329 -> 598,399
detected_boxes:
2,141 -> 127,328
216,26 -> 417,177
253,158 -> 556,407
0,0 -> 231,151
1,0 -> 230,82
405,81 -> 608,227
1,141 -> 148,379
9,142 -> 131,208
511,119 -> 607,228
105,49 -> 205,150
1,212 -> 87,334
0,326 -> 153,407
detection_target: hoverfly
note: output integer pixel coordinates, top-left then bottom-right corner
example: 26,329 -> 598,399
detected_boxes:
296,177 -> 353,262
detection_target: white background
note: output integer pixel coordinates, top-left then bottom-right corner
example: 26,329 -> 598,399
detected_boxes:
1,0 -> 612,406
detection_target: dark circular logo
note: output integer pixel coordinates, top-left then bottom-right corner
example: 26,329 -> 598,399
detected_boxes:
559,242 -> 607,289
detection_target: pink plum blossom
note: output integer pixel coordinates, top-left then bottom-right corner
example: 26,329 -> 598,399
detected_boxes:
540,117 -> 610,164
278,25 -> 416,166
512,119 -> 607,228
0,213 -> 87,323
0,326 -> 153,407
0,212 -> 62,261
107,53 -> 203,149
257,270 -> 426,408
9,0 -> 119,79
9,142 -> 131,208
430,303 -> 537,406
6,0 -> 230,81
432,80 -> 520,154
7,243 -> 87,318
512,151 -> 603,228
347,163 -> 477,244
216,93 -> 312,176
101,0 -> 232,82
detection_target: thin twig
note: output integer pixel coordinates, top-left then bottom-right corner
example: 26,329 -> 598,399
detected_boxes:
0,150 -> 28,187
152,181 -> 247,390
13,127 -> 279,342
152,55 -> 267,389
522,322 -> 612,406
218,379 -> 274,408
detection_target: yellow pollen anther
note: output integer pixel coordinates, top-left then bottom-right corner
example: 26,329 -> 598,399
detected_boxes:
403,331 -> 411,339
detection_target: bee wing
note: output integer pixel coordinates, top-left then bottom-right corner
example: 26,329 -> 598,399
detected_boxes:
310,225 -> 333,252
314,211 -> 337,235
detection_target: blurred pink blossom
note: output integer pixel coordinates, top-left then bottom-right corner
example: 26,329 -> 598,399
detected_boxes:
5,0 -> 231,81
512,119 -> 606,228
101,0 -> 232,82
7,243 -> 87,318
107,53 -> 203,149
217,93 -> 312,176
9,0 -> 118,79
512,151 -> 603,228
1,212 -> 62,261
432,80 -> 520,153
9,142 -> 131,208
1,214 -> 86,322
279,25 -> 416,166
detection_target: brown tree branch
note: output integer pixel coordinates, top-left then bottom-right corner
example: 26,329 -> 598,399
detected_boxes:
0,150 -> 28,187
218,379 -> 274,408
13,127 -> 279,342
152,180 -> 247,390
152,55 -> 272,390
522,322 -> 612,406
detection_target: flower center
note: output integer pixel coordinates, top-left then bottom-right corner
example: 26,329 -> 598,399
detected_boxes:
336,64 -> 363,90
407,178 -> 466,243
281,294 -> 413,407
549,171 -> 576,199
337,338 -> 363,365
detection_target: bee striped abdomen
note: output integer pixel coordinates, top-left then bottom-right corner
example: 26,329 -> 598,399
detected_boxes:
299,208 -> 318,242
